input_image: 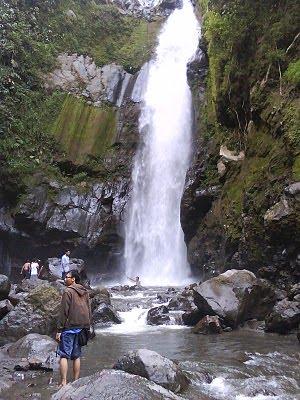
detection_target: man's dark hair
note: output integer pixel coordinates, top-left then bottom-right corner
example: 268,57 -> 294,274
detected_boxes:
69,269 -> 81,284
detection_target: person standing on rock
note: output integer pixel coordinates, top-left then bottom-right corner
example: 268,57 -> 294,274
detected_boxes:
20,260 -> 31,281
30,259 -> 40,280
61,250 -> 71,279
56,269 -> 91,387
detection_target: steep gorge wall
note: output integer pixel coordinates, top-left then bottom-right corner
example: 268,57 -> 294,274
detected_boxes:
183,0 -> 300,287
0,0 -> 163,276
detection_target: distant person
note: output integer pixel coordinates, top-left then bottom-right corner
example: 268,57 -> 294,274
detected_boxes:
20,260 -> 31,280
56,270 -> 91,387
37,259 -> 44,278
127,276 -> 141,288
61,250 -> 71,279
30,259 -> 40,280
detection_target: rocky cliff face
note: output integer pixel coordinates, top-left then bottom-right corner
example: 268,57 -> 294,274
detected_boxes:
182,0 -> 300,287
1,0 -> 299,287
0,0 -> 161,277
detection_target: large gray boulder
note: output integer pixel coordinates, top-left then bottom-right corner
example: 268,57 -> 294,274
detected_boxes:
52,369 -> 184,400
92,303 -> 122,326
192,269 -> 257,327
48,257 -> 84,280
7,333 -> 58,371
0,283 -> 61,342
0,274 -> 11,300
113,349 -> 189,393
265,298 -> 300,334
90,287 -> 111,312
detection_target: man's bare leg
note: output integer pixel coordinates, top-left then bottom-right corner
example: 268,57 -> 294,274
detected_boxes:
59,357 -> 68,386
73,358 -> 80,381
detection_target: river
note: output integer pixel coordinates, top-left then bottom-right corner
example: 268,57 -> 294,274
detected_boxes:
4,286 -> 300,399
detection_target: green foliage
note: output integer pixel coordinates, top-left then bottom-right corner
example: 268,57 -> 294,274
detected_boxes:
200,0 -> 300,138
0,0 -> 160,198
284,60 -> 300,86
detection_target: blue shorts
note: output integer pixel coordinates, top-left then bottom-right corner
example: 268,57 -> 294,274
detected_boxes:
57,331 -> 82,360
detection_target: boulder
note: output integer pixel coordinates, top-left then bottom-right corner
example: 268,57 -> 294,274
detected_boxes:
0,284 -> 61,342
113,349 -> 189,393
92,303 -> 122,326
0,299 -> 13,319
17,277 -> 47,292
48,257 -> 84,280
90,287 -> 111,312
51,369 -> 184,400
8,291 -> 28,306
265,298 -> 300,334
8,333 -> 58,371
192,269 -> 257,327
0,274 -> 11,300
147,305 -> 170,325
193,315 -> 223,334
237,279 -> 277,323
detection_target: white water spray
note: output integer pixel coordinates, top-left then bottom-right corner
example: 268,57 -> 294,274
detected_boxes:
125,0 -> 200,286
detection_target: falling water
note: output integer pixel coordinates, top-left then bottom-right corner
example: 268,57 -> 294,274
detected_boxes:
125,0 -> 200,286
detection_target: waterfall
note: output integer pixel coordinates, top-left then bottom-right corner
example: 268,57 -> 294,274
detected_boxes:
125,0 -> 200,286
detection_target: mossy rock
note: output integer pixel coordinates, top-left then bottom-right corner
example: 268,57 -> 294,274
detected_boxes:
52,95 -> 117,165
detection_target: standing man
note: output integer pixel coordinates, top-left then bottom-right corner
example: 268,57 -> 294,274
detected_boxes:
20,260 -> 31,281
56,270 -> 91,387
61,250 -> 70,279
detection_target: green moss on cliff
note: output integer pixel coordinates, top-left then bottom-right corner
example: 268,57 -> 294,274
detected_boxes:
0,0 -> 161,198
194,0 -> 299,270
52,95 -> 117,164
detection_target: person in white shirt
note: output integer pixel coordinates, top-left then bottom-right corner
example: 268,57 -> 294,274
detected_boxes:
30,260 -> 40,280
61,250 -> 71,278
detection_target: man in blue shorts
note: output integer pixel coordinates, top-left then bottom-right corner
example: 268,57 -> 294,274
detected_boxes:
56,270 -> 91,387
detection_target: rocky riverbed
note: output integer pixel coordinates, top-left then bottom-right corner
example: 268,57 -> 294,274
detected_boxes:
0,269 -> 299,399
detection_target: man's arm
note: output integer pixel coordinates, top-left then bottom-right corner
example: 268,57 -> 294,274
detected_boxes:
57,290 -> 72,332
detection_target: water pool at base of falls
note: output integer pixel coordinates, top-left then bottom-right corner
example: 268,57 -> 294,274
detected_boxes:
4,286 -> 299,400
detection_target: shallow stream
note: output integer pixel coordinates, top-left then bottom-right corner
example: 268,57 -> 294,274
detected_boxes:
3,286 -> 300,399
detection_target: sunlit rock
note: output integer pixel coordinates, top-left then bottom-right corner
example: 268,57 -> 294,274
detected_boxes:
192,269 -> 257,327
8,333 -> 58,371
113,348 -> 189,393
0,284 -> 61,343
51,369 -> 184,400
